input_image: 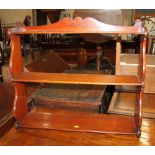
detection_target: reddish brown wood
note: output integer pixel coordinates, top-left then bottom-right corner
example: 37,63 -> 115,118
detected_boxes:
9,17 -> 147,136
138,36 -> 147,85
13,83 -> 28,120
1,117 -> 155,146
134,91 -> 143,134
12,72 -> 142,86
9,35 -> 28,120
115,37 -> 122,75
16,107 -> 136,135
136,35 -> 147,136
10,17 -> 146,35
9,35 -> 24,75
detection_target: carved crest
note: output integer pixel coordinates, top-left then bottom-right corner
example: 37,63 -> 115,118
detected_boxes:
10,17 -> 146,35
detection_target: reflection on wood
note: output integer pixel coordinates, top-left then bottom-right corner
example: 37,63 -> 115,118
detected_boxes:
16,107 -> 136,135
1,117 -> 155,145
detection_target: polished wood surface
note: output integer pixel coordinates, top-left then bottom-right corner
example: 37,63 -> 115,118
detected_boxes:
10,35 -> 24,75
138,37 -> 147,84
1,117 -> 155,145
12,72 -> 142,86
10,17 -> 146,35
15,107 -> 136,135
9,17 -> 147,136
13,83 -> 28,119
115,37 -> 121,75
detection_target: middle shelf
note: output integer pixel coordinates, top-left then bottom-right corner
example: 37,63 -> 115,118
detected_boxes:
12,72 -> 142,86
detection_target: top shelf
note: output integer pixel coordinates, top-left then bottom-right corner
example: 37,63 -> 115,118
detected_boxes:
10,17 -> 147,35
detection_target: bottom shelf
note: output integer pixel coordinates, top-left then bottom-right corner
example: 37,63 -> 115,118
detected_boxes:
16,107 -> 137,135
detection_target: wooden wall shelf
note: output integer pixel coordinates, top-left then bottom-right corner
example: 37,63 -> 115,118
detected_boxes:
9,17 -> 147,137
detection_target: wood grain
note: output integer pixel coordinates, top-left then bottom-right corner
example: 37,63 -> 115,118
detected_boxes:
12,72 -> 142,86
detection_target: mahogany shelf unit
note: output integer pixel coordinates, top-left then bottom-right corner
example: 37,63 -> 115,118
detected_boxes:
9,17 -> 147,137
